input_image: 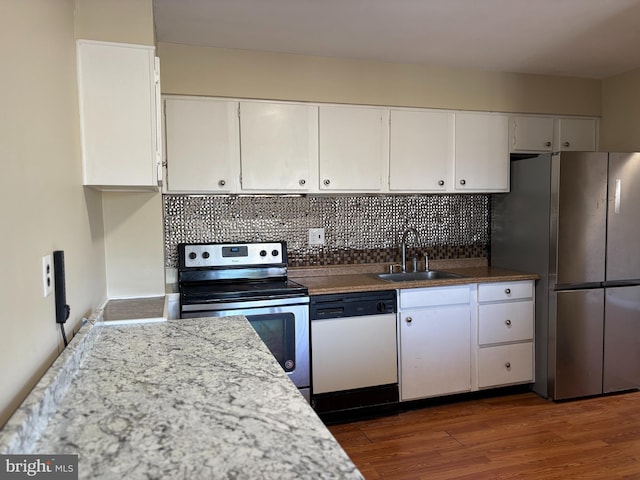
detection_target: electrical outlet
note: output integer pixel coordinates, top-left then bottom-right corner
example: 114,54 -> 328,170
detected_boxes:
308,228 -> 325,246
42,254 -> 53,298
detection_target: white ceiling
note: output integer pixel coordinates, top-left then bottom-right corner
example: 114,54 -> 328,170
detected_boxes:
152,0 -> 640,79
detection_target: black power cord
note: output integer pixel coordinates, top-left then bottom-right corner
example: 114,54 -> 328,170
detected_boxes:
60,323 -> 68,347
53,250 -> 71,347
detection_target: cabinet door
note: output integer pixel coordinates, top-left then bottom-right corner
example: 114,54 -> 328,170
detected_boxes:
554,118 -> 597,151
510,116 -> 554,152
164,97 -> 239,192
319,106 -> 388,191
77,40 -> 159,188
389,109 -> 453,192
240,102 -> 318,192
454,113 -> 509,192
399,305 -> 471,401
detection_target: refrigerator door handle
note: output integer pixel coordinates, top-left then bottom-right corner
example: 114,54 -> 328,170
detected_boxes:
614,178 -> 621,214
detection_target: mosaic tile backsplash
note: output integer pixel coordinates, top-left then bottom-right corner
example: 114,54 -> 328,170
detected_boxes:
163,195 -> 490,268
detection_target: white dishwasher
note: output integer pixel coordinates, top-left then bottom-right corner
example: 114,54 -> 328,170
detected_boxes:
310,290 -> 398,418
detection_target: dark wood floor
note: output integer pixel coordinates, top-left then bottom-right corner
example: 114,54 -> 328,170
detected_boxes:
328,390 -> 640,479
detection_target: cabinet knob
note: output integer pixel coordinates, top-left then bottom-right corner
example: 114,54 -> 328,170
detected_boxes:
505,288 -> 511,295
218,179 -> 226,187
563,141 -> 570,147
459,179 -> 466,186
405,316 -> 413,324
505,362 -> 511,369
438,180 -> 445,186
299,179 -> 306,186
323,179 -> 331,186
545,141 -> 552,147
505,319 -> 512,326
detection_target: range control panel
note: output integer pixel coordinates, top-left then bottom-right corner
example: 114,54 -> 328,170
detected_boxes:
180,242 -> 286,268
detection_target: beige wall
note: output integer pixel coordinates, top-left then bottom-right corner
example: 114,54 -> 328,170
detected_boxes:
102,192 -> 165,298
600,67 -> 640,151
158,43 -> 602,116
75,0 -> 154,46
75,0 -> 165,298
0,0 -> 106,427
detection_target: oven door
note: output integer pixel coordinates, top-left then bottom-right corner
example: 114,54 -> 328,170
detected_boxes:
181,300 -> 310,400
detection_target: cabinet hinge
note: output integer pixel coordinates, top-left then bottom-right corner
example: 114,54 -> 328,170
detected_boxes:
154,57 -> 160,84
156,154 -> 164,184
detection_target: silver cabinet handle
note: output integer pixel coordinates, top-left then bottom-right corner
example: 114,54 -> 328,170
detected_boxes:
505,319 -> 512,326
323,179 -> 331,186
406,316 -> 413,324
218,179 -> 226,187
459,179 -> 466,186
563,141 -> 570,147
505,362 -> 511,368
505,288 -> 511,295
545,141 -> 552,147
299,179 -> 306,186
438,180 -> 445,186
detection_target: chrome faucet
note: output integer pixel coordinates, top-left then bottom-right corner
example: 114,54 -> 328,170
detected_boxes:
400,228 -> 420,273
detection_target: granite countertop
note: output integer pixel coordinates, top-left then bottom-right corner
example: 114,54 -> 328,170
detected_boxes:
102,296 -> 166,324
1,316 -> 363,480
290,260 -> 539,295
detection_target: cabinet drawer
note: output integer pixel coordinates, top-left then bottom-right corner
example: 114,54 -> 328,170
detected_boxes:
478,281 -> 533,302
478,301 -> 534,345
400,285 -> 470,309
478,342 -> 533,388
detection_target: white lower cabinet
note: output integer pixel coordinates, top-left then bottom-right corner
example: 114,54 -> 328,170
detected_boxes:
397,280 -> 535,402
476,281 -> 535,389
399,286 -> 472,401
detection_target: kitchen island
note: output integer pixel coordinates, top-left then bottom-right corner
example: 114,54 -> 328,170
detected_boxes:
0,315 -> 363,480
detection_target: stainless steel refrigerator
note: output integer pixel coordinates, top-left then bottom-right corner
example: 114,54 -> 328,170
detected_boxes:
492,152 -> 640,400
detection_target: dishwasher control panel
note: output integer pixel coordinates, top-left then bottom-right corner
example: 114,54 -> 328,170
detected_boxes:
310,290 -> 397,320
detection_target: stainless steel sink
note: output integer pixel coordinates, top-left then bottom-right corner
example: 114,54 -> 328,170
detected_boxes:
375,270 -> 466,282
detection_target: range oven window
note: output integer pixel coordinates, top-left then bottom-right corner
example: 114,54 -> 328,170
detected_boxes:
247,313 -> 296,372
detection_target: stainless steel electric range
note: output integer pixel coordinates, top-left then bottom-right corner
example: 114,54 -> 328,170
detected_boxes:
178,241 -> 310,400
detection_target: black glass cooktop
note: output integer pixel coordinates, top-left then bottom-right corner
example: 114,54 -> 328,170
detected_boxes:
180,278 -> 308,304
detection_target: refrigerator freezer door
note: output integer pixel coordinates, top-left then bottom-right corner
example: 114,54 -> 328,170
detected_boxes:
603,285 -> 640,393
553,289 -> 604,400
554,152 -> 608,287
606,153 -> 640,283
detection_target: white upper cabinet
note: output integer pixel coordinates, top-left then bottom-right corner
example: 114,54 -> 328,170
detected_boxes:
77,40 -> 161,190
164,97 -> 239,193
239,102 -> 318,192
454,112 -> 510,192
510,115 -> 598,153
389,109 -> 454,192
510,116 -> 554,152
318,105 -> 389,192
161,96 -> 599,195
554,117 -> 598,151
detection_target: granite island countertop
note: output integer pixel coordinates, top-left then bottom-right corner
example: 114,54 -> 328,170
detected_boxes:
1,316 -> 363,480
